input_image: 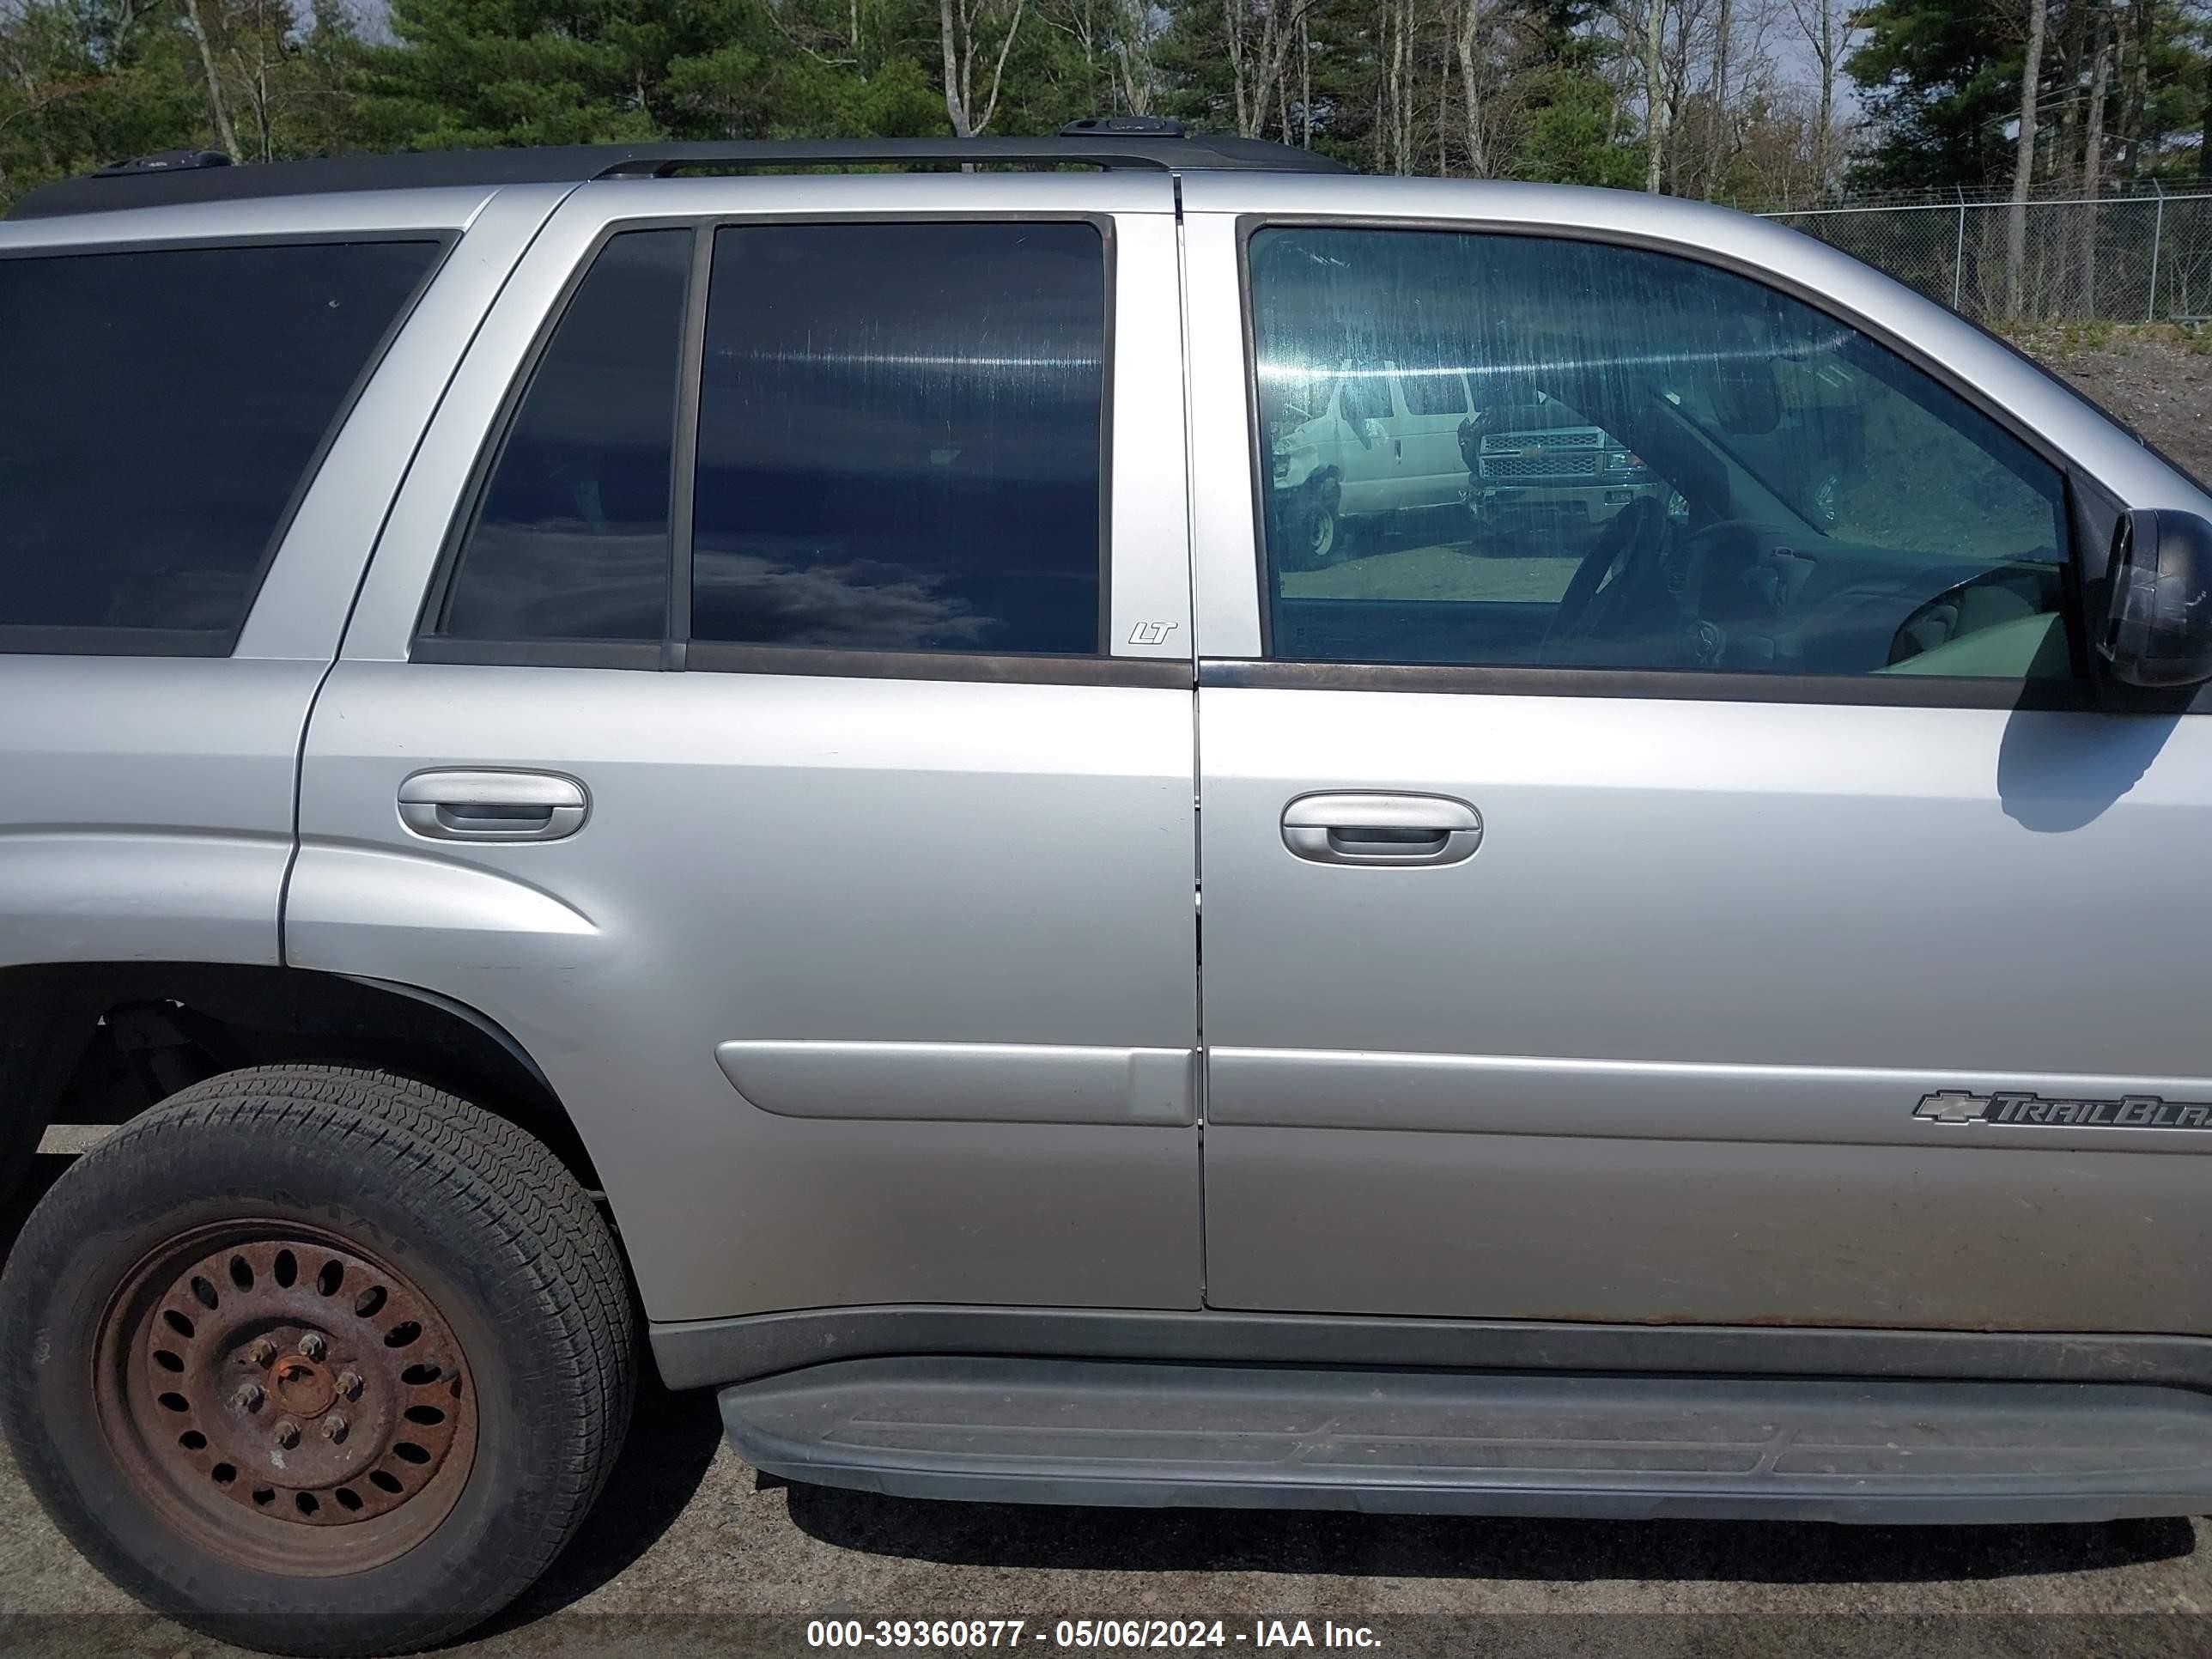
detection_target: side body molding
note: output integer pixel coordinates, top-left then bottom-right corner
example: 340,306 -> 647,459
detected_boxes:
716,1040 -> 1197,1126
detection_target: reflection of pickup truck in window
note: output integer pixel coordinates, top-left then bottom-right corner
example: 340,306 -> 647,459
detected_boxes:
1461,398 -> 1664,537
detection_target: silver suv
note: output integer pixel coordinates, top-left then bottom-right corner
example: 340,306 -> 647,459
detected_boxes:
7,131 -> 2212,1658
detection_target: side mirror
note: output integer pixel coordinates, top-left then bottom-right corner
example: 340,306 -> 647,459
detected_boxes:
2100,507 -> 2212,689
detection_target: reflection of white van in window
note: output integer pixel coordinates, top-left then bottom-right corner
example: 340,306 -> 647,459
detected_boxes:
1268,358 -> 1474,563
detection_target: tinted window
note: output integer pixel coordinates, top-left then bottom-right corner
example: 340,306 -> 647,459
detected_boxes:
434,229 -> 691,643
691,222 -> 1106,655
1253,228 -> 2069,682
0,240 -> 437,651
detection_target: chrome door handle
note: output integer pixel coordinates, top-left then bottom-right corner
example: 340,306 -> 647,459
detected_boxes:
1281,792 -> 1481,866
398,770 -> 588,842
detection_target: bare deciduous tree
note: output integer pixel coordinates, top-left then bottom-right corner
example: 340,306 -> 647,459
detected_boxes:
179,0 -> 241,162
1783,0 -> 1849,197
2081,0 -> 2113,310
1115,0 -> 1158,112
939,0 -> 1027,137
1644,0 -> 1669,193
1224,0 -> 1320,142
2006,0 -> 2051,318
2119,0 -> 2154,174
1702,0 -> 1730,198
1456,0 -> 1486,176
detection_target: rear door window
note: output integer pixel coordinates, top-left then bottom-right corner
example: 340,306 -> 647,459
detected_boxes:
0,240 -> 441,654
689,220 -> 1109,658
429,228 -> 692,646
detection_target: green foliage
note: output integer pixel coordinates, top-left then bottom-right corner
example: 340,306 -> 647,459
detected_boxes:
4,0 -> 2208,218
1504,64 -> 1642,188
1849,0 -> 2212,193
1845,0 -> 2023,191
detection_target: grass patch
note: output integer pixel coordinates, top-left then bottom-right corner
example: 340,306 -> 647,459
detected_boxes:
2003,319 -> 2212,356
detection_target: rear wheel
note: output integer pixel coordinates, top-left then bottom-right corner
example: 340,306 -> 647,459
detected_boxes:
0,1066 -> 635,1657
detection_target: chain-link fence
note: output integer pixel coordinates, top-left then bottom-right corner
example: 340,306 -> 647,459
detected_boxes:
1756,184 -> 2212,326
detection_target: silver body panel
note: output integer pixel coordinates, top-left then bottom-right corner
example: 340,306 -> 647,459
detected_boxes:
291,174 -> 1201,1322
0,186 -> 562,977
291,670 -> 1202,1322
0,657 -> 316,968
11,167 -> 2212,1353
1194,689 -> 2212,1327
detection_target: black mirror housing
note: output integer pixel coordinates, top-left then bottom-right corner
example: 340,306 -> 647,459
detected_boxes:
2100,507 -> 2212,690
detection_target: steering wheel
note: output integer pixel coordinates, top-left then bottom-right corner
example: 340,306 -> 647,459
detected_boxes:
1540,495 -> 1668,662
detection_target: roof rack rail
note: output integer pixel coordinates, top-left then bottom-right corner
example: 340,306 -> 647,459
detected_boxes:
9,132 -> 1350,221
1058,116 -> 1187,137
94,148 -> 233,175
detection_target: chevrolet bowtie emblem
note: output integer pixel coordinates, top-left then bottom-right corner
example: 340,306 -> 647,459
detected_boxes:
1915,1090 -> 1988,1124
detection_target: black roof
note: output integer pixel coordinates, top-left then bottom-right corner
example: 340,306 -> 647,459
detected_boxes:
9,131 -> 1350,221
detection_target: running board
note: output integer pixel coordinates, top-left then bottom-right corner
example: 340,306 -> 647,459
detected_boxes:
717,1357 -> 2212,1523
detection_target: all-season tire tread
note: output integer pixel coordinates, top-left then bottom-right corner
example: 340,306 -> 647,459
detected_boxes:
0,1065 -> 637,1656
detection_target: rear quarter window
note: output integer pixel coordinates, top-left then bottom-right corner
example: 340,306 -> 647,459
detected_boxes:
0,239 -> 442,655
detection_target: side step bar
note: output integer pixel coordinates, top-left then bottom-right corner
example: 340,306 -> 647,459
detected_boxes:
718,1357 -> 2212,1523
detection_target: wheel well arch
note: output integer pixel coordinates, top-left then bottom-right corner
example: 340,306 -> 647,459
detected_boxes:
0,961 -> 599,1189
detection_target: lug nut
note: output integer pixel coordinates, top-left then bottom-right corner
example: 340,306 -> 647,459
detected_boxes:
321,1413 -> 349,1443
274,1419 -> 301,1449
297,1333 -> 327,1362
231,1382 -> 264,1413
245,1339 -> 276,1367
337,1370 -> 363,1401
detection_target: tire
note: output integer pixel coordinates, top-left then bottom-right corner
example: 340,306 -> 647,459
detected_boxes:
0,1066 -> 635,1657
1305,500 -> 1339,566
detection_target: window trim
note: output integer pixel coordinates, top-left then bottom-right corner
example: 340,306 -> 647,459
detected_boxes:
686,643 -> 1188,687
1232,213 -> 2099,708
412,221 -> 699,662
0,231 -> 455,659
416,210 -> 1127,682
1199,658 -> 2101,712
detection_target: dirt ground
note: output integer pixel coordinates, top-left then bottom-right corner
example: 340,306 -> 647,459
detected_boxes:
2015,322 -> 2212,484
7,336 -> 2212,1659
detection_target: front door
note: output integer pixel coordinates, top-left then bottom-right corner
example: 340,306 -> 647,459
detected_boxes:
291,176 -> 1201,1326
1191,210 -> 2212,1336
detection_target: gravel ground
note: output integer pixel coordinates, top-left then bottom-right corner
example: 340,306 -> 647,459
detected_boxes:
2016,323 -> 2212,485
9,331 -> 2212,1658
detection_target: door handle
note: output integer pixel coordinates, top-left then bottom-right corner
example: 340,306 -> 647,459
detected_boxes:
1281,792 -> 1481,866
398,770 -> 588,842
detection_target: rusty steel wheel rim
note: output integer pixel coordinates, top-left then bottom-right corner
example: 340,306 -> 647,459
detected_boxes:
94,1224 -> 477,1576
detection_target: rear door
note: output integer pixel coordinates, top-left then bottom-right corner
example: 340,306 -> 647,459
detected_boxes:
1184,184 -> 2212,1336
291,175 -> 1200,1326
